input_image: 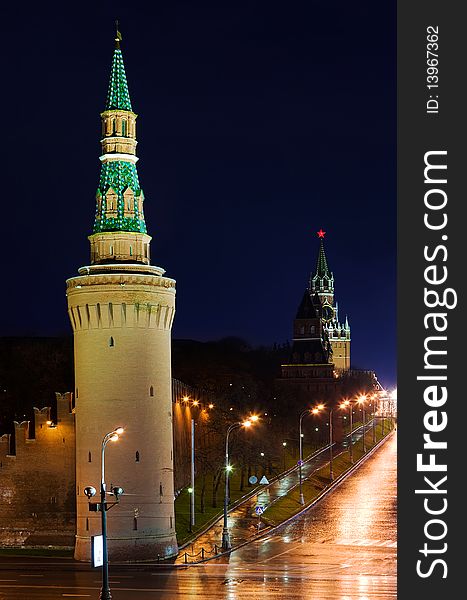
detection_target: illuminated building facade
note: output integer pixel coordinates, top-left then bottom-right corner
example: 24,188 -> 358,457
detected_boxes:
280,231 -> 351,400
309,230 -> 351,372
66,33 -> 178,561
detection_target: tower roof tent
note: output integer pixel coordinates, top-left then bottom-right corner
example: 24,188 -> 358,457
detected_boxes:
314,238 -> 332,279
295,290 -> 318,319
105,34 -> 133,111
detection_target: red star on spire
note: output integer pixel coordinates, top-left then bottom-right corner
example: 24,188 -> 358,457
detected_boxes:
317,229 -> 326,238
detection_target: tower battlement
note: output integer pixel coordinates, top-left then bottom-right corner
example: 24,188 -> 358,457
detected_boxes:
0,393 -> 75,549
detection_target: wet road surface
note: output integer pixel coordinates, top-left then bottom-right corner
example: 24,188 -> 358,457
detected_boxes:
0,433 -> 396,599
177,424 -> 372,563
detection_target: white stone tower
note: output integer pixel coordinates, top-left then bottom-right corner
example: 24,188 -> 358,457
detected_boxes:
66,32 -> 178,561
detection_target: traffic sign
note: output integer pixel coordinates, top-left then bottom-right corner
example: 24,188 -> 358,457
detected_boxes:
259,475 -> 269,485
255,505 -> 264,515
248,475 -> 258,484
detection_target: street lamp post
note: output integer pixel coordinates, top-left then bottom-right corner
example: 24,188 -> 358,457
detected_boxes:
313,405 -> 334,481
222,417 -> 257,550
190,418 -> 195,531
372,397 -> 377,444
357,395 -> 367,453
312,404 -> 334,481
99,427 -> 124,600
298,409 -> 312,505
341,400 -> 354,464
282,441 -> 287,472
381,397 -> 385,435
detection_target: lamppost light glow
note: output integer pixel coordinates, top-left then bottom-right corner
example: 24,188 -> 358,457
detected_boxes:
182,396 -> 189,402
243,420 -> 252,428
110,434 -> 119,442
192,400 -> 199,406
187,487 -> 193,494
226,464 -> 233,472
208,403 -> 214,409
312,408 -> 319,414
115,427 -> 124,435
249,415 -> 259,422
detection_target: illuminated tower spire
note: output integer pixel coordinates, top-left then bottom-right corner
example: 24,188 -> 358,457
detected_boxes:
67,31 -> 178,562
310,229 -> 334,300
308,229 -> 350,371
90,29 -> 151,263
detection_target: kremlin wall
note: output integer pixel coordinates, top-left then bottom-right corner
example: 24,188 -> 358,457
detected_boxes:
0,383 -> 208,549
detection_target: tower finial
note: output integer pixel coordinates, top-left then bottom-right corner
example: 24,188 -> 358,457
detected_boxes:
115,20 -> 122,49
317,228 -> 326,238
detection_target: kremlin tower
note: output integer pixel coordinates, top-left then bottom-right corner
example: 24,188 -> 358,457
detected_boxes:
66,32 -> 178,561
309,230 -> 351,371
280,231 -> 351,402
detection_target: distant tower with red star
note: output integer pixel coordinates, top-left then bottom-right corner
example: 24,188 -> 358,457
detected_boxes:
309,230 -> 351,371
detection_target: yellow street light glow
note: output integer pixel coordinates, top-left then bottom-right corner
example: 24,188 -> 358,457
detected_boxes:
192,400 -> 199,406
317,404 -> 325,410
182,396 -> 189,402
110,434 -> 119,442
46,420 -> 53,425
187,487 -> 193,494
115,427 -> 124,435
312,408 -> 319,414
226,465 -> 233,472
249,415 -> 259,422
282,441 -> 287,447
340,403 -> 346,409
243,420 -> 252,428
208,403 -> 214,409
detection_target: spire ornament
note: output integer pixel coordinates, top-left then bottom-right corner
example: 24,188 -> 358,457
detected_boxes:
115,20 -> 122,49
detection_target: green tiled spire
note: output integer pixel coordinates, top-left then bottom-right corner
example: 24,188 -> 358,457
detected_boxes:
92,33 -> 147,235
105,46 -> 132,111
93,161 -> 147,234
315,239 -> 331,279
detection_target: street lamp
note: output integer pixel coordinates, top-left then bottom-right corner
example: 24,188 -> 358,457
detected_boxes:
340,400 -> 354,464
357,395 -> 367,453
222,418 -> 258,550
99,427 -> 124,600
298,408 -> 313,505
313,404 -> 334,482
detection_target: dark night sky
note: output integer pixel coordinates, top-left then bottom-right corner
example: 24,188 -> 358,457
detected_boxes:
1,1 -> 396,387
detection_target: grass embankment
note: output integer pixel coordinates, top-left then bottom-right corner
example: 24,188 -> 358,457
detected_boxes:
262,422 -> 395,527
175,442 -> 317,545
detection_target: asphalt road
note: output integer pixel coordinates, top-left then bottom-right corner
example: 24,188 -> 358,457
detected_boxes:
0,433 -> 396,599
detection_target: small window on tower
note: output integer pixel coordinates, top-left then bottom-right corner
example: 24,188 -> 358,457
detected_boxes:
122,120 -> 127,136
109,337 -> 114,347
135,451 -> 140,462
150,386 -> 154,397
88,452 -> 92,463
